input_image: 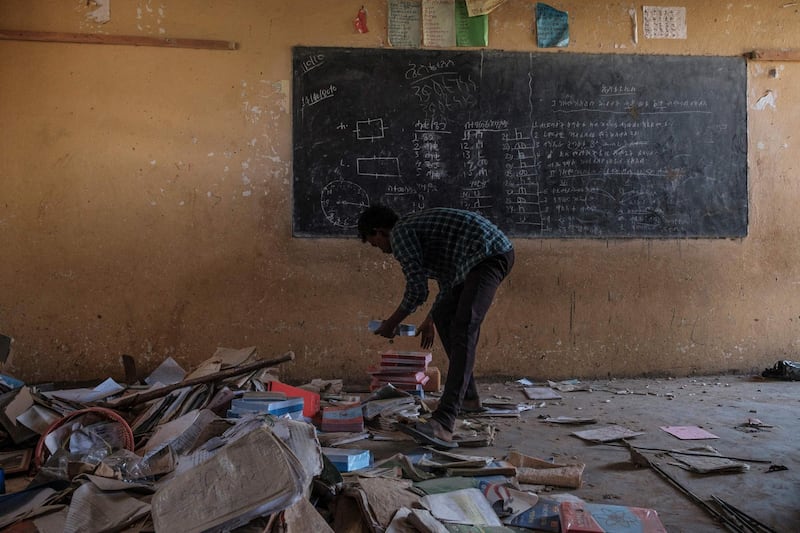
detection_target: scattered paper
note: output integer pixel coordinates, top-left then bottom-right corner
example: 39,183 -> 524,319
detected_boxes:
541,416 -> 596,425
144,357 -> 186,386
45,378 -> 125,403
572,424 -> 644,443
420,488 -> 503,526
547,379 -> 591,392
63,481 -> 151,533
524,387 -> 562,400
660,425 -> 718,440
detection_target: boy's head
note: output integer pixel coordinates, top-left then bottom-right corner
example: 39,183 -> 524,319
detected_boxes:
357,205 -> 399,242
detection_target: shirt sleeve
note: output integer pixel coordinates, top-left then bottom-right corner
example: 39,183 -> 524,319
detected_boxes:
392,227 -> 429,313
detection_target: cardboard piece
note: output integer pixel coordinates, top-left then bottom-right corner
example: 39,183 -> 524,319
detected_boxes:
355,477 -> 421,527
151,425 -> 309,532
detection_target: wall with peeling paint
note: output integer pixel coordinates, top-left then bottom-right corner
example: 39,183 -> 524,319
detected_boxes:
1,1 -> 800,385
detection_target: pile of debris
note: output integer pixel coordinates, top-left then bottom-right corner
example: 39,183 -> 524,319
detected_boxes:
0,346 -> 670,532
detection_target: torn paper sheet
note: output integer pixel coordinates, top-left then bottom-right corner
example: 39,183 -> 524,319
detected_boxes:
754,90 -> 776,110
185,346 -> 257,379
86,0 -> 111,24
16,403 -> 61,434
145,357 -> 186,386
63,481 -> 150,533
44,377 -> 125,403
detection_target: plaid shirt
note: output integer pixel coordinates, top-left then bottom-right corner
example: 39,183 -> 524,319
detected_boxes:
390,208 -> 513,314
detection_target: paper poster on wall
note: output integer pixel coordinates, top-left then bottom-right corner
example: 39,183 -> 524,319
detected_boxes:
389,0 -> 422,47
422,0 -> 457,47
535,3 -> 569,48
643,6 -> 687,39
465,0 -> 507,17
456,0 -> 488,47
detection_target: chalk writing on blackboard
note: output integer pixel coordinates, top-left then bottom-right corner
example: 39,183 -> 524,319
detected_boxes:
292,47 -> 747,238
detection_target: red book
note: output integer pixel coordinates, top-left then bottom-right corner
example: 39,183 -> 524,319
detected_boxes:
559,501 -> 604,533
369,370 -> 427,383
380,351 -> 432,364
367,365 -> 423,374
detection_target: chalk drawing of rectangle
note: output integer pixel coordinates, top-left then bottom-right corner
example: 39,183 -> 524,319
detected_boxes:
355,119 -> 387,140
357,157 -> 400,177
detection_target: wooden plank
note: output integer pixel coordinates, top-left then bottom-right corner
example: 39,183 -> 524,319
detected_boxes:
0,29 -> 238,50
747,49 -> 800,61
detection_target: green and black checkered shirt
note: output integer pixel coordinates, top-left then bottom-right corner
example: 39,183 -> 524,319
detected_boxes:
390,208 -> 513,314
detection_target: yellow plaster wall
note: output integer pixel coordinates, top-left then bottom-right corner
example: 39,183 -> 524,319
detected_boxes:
1,1 -> 799,384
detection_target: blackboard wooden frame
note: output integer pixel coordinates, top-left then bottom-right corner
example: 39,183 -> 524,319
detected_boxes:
292,46 -> 747,239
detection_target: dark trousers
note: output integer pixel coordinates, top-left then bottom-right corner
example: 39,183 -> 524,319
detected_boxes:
431,249 -> 515,431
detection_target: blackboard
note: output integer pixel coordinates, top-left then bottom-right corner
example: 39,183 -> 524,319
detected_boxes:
292,46 -> 747,238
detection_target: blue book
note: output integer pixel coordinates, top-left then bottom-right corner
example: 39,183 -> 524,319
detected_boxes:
505,497 -> 561,532
228,397 -> 304,419
321,447 -> 372,472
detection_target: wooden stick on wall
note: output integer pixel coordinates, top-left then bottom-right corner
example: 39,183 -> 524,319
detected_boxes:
746,49 -> 800,61
0,29 -> 238,50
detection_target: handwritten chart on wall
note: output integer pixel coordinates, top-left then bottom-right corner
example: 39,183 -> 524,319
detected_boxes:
292,47 -> 747,238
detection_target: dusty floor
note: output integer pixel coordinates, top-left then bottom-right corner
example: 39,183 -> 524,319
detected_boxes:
3,372 -> 795,531
352,373 -> 800,532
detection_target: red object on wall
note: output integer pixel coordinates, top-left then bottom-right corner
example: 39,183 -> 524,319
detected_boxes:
354,6 -> 368,33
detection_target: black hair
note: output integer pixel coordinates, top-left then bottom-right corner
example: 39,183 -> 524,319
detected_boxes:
357,205 -> 399,242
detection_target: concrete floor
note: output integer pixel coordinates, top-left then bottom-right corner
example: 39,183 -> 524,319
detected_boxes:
4,373 -> 795,531
355,373 -> 800,532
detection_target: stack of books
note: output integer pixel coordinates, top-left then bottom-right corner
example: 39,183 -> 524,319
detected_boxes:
320,402 -> 365,433
368,350 -> 432,396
